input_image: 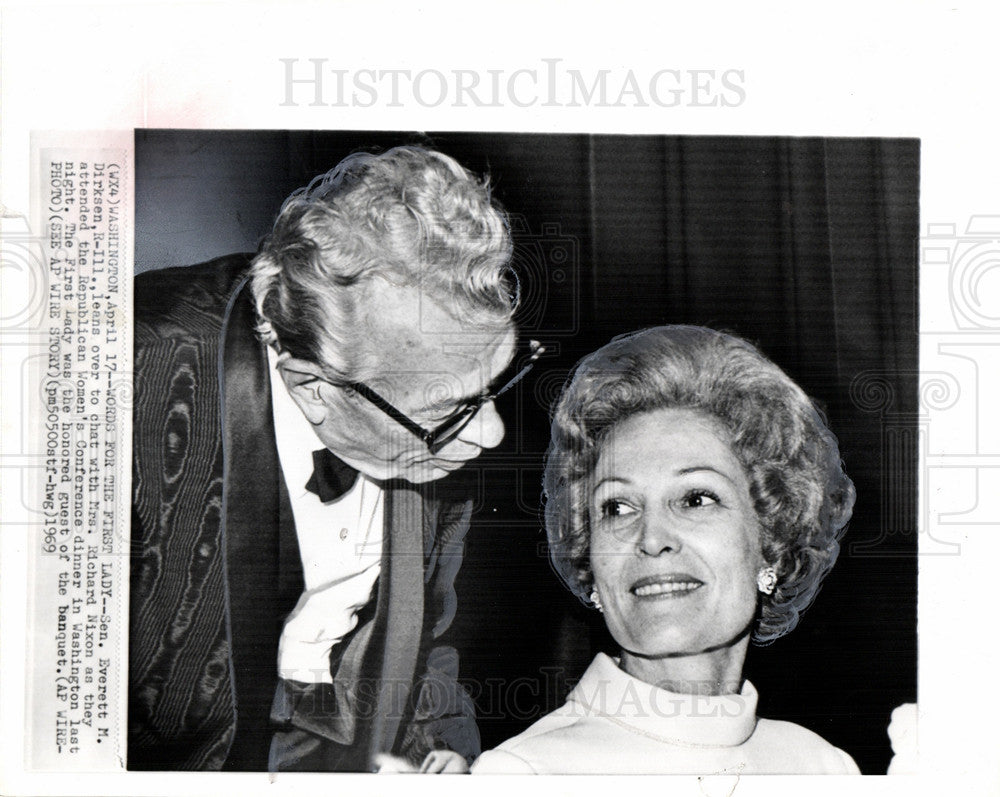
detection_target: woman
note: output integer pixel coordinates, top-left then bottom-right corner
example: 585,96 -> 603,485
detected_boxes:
473,325 -> 859,774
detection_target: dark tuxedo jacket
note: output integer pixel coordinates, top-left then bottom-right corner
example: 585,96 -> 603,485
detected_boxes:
128,255 -> 480,770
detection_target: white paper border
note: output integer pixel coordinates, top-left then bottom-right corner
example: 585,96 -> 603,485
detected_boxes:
3,1 -> 998,795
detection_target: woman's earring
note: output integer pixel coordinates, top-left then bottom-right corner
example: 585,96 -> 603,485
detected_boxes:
589,588 -> 604,612
756,566 -> 778,595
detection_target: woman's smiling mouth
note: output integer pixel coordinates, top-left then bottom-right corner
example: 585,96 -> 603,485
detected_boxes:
630,573 -> 705,598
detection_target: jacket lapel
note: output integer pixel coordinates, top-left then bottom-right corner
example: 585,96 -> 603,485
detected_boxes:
219,275 -> 303,769
219,275 -> 429,769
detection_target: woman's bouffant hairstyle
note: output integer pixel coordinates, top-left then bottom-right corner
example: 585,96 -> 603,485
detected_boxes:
249,146 -> 516,382
543,325 -> 856,644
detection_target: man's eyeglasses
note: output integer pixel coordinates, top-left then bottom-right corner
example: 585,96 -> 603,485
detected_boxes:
342,339 -> 545,454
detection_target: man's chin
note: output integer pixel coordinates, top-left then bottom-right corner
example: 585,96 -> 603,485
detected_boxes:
400,459 -> 470,483
348,455 -> 467,484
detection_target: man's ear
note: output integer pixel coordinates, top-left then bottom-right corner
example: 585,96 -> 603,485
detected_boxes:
276,354 -> 333,426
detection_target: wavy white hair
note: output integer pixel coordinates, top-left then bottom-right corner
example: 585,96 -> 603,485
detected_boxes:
249,146 -> 516,381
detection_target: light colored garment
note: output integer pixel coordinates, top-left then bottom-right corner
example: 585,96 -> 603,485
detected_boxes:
268,347 -> 384,684
886,702 -> 917,774
472,653 -> 860,775
276,558 -> 381,684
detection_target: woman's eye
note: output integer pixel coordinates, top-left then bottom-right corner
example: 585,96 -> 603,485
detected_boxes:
599,499 -> 637,519
681,490 -> 720,509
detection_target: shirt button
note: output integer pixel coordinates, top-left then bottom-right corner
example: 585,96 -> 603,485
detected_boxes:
339,528 -> 349,541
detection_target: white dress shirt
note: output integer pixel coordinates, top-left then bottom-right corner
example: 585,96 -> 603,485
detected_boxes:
267,347 -> 384,685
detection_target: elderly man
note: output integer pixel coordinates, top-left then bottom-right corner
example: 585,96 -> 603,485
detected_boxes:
128,147 -> 529,772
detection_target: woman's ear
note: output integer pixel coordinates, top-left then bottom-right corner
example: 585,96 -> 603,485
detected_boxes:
276,354 -> 332,426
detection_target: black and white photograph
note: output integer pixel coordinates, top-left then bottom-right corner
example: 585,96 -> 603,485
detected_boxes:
2,3 -> 998,796
127,130 -> 917,775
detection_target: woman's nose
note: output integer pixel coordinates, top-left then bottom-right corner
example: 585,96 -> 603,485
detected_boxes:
455,400 -> 505,450
637,512 -> 683,557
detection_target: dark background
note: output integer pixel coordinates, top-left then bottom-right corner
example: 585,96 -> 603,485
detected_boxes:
136,130 -> 918,774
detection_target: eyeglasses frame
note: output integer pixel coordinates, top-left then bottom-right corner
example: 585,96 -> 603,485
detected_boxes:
322,340 -> 545,454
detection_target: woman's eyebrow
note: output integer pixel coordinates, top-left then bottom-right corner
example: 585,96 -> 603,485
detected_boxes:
591,476 -> 632,495
676,465 -> 738,486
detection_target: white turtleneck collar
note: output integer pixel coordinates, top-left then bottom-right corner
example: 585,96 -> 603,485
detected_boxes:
564,652 -> 759,748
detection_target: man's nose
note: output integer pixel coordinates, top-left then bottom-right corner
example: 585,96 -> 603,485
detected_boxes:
637,511 -> 683,557
456,401 -> 505,450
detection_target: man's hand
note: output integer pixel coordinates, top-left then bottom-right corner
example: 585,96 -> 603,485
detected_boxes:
374,750 -> 469,774
418,750 -> 469,773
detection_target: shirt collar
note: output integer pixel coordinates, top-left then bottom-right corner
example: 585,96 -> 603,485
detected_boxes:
267,345 -> 340,495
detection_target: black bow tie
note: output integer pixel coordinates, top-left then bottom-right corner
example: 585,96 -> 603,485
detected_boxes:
305,448 -> 359,503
